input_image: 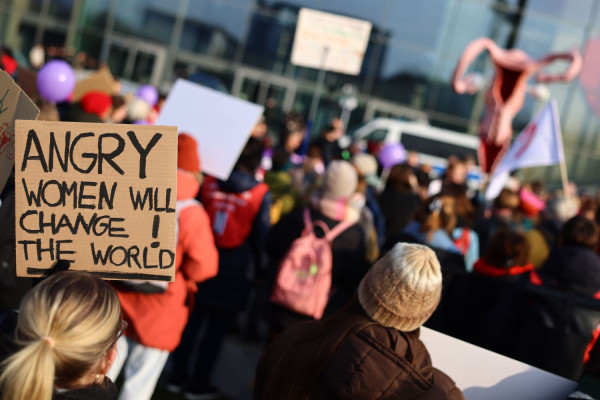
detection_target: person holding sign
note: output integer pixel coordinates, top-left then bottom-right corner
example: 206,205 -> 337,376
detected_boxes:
0,271 -> 123,400
108,134 -> 218,400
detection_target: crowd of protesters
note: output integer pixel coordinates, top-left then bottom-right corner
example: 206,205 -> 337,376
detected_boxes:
3,49 -> 600,400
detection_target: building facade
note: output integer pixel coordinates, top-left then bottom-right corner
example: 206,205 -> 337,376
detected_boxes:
1,0 -> 600,185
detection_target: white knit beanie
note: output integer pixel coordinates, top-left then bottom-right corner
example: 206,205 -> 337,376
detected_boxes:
322,160 -> 358,200
358,243 -> 443,332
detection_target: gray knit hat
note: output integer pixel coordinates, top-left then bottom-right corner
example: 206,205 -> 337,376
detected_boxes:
322,160 -> 358,200
358,243 -> 443,332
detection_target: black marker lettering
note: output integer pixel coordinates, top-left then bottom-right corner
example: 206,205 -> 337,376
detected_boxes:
21,129 -> 48,172
70,132 -> 97,173
127,131 -> 162,179
98,133 -> 125,175
48,131 -> 70,172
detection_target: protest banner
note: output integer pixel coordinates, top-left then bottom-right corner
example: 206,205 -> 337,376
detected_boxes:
0,69 -> 39,194
290,8 -> 372,76
157,78 -> 264,180
71,66 -> 117,102
14,120 -> 178,281
420,327 -> 577,399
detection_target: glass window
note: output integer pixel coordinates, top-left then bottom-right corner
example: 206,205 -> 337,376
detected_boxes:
48,0 -> 75,20
525,0 -> 594,25
18,22 -> 37,57
180,0 -> 252,59
72,31 -> 104,68
514,15 -> 584,59
20,0 -> 43,13
113,0 -> 179,44
373,46 -> 435,106
42,28 -> 67,48
400,133 -> 478,160
243,10 -> 295,71
366,128 -> 388,142
384,0 -> 452,51
78,1 -> 110,30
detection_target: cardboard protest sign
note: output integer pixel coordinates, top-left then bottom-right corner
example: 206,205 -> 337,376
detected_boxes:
420,327 -> 577,399
291,8 -> 372,75
71,66 -> 117,102
14,120 -> 178,281
0,70 -> 39,194
156,79 -> 264,180
16,66 -> 39,99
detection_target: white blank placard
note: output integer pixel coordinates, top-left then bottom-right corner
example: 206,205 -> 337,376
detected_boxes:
157,79 -> 264,180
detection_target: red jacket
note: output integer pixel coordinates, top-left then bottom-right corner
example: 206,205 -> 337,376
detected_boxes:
118,170 -> 219,351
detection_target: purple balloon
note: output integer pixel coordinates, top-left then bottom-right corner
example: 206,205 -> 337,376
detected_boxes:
137,84 -> 159,106
133,120 -> 149,125
378,142 -> 406,169
36,60 -> 75,103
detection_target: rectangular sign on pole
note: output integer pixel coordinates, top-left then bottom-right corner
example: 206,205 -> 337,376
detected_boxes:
290,8 -> 372,76
15,120 -> 178,281
157,79 -> 264,181
0,70 -> 39,194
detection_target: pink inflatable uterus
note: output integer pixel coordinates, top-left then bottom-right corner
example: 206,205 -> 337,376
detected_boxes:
452,37 -> 581,172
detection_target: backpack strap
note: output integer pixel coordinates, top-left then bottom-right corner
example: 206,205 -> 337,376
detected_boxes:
303,208 -> 314,234
325,219 -> 354,242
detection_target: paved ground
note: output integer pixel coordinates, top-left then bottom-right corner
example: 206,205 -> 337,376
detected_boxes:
150,333 -> 266,400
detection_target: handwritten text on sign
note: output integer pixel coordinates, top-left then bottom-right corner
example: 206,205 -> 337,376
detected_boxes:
15,120 -> 178,281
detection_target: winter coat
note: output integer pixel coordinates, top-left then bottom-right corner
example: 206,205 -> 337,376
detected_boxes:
255,305 -> 464,400
117,170 -> 219,351
542,246 -> 600,297
378,189 -> 421,239
52,379 -> 118,400
197,170 -> 271,311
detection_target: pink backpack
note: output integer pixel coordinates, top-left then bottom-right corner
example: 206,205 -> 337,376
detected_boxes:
270,208 -> 354,319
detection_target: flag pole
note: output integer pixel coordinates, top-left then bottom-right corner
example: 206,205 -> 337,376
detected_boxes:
552,99 -> 571,201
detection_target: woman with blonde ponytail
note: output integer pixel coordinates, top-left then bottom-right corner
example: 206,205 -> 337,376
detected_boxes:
0,271 -> 123,400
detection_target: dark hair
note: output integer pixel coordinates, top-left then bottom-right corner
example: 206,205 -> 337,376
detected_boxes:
271,148 -> 290,171
493,188 -> 520,210
111,95 -> 126,109
235,137 -> 264,173
385,163 -> 414,192
483,228 -> 530,267
560,215 -> 599,249
320,124 -> 336,137
441,184 -> 475,227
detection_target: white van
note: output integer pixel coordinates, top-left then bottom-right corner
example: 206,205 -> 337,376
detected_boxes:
342,118 -> 478,166
340,118 -> 482,188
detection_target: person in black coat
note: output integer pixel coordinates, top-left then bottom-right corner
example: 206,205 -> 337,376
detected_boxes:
266,161 -> 369,335
378,163 -> 421,244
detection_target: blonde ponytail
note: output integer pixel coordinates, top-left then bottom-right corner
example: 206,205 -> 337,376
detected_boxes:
1,340 -> 55,400
0,271 -> 121,400
421,196 -> 457,241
